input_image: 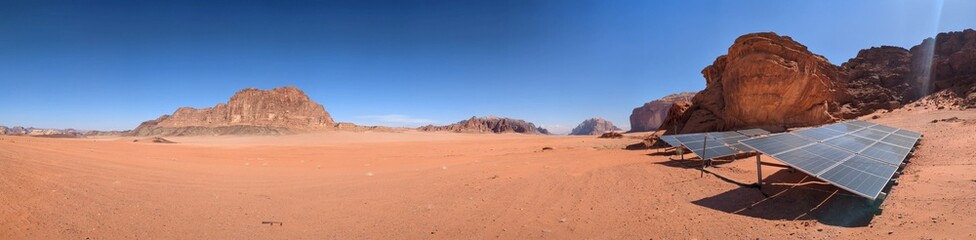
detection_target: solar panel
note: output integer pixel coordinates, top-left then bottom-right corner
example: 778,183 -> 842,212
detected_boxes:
676,134 -> 707,143
706,131 -> 745,139
739,133 -> 814,156
794,127 -> 845,141
659,135 -> 682,147
851,128 -> 890,140
743,121 -> 920,200
880,134 -> 918,148
820,123 -> 862,133
893,129 -> 922,139
860,141 -> 913,165
868,124 -> 899,133
736,128 -> 770,137
846,120 -> 877,128
689,145 -> 738,159
773,144 -> 854,175
823,135 -> 875,153
819,155 -> 898,199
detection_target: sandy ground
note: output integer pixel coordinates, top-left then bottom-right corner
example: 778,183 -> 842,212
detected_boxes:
2,109 -> 976,239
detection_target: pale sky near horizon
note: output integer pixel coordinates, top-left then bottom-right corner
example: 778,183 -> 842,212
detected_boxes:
2,0 -> 975,134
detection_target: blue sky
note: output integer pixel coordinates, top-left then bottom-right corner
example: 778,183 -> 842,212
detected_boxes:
1,0 -> 974,134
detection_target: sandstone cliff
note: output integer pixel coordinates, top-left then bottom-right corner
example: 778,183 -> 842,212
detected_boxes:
664,32 -> 845,134
629,92 -> 696,132
418,116 -> 548,134
131,86 -> 334,136
661,29 -> 976,134
570,118 -> 621,135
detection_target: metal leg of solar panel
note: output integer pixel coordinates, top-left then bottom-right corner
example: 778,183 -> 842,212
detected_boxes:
756,153 -> 763,190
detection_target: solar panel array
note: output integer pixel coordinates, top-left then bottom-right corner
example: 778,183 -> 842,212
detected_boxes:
658,129 -> 771,160
739,120 -> 921,200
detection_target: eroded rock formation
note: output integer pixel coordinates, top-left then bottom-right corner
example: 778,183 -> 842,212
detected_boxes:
629,92 -> 696,132
661,29 -> 976,134
570,118 -> 621,135
418,116 -> 548,134
664,32 -> 845,134
131,86 -> 334,136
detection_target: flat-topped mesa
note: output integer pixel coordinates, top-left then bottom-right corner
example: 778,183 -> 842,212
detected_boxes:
418,116 -> 549,134
629,92 -> 696,132
131,86 -> 335,136
570,118 -> 621,135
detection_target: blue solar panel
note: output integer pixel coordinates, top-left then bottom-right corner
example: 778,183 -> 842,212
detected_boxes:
824,135 -> 875,153
819,155 -> 898,199
736,128 -> 770,137
846,120 -> 877,128
794,127 -> 845,141
868,124 -> 899,133
739,133 -> 814,156
676,134 -> 707,143
659,135 -> 682,147
880,133 -> 918,149
851,128 -> 890,140
821,123 -> 863,133
893,129 -> 922,139
860,141 -> 913,165
744,121 -> 920,200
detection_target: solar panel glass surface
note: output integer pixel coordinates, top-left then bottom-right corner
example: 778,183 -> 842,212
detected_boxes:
819,155 -> 897,199
794,127 -> 845,141
824,135 -> 875,153
773,144 -> 853,175
739,133 -> 814,156
860,141 -> 912,165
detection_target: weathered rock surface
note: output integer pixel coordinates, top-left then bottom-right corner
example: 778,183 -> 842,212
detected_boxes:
570,118 -> 621,135
131,86 -> 334,136
629,92 -> 696,132
418,116 -> 548,134
661,29 -> 976,134
664,32 -> 845,134
837,46 -> 914,117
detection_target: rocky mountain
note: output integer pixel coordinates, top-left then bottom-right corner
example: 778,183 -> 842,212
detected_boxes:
131,86 -> 335,136
629,92 -> 696,132
418,116 -> 549,134
570,118 -> 621,135
661,29 -> 976,134
0,126 -> 86,137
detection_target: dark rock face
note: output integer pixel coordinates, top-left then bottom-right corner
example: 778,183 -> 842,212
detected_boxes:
570,118 -> 621,135
418,116 -> 548,134
837,46 -> 914,117
922,29 -> 976,106
132,86 -> 335,136
629,92 -> 696,132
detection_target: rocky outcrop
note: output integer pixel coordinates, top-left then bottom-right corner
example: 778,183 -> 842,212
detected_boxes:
660,29 -> 976,134
418,116 -> 548,134
664,32 -> 845,134
836,46 -> 914,117
629,92 -> 696,132
921,29 -> 976,107
131,86 -> 334,136
570,118 -> 621,135
0,126 -> 86,137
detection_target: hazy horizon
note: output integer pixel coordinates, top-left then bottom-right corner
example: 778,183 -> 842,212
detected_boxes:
2,0 -> 975,134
